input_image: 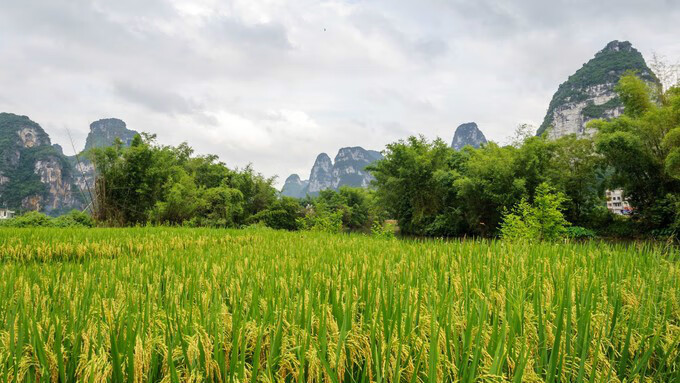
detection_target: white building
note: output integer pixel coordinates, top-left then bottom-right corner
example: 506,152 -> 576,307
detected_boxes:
0,208 -> 15,220
606,189 -> 631,215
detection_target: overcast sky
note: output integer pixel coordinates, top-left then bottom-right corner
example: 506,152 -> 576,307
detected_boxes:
1,0 -> 679,187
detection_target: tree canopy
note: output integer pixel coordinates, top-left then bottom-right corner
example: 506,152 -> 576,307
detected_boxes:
89,134 -> 277,227
60,72 -> 680,240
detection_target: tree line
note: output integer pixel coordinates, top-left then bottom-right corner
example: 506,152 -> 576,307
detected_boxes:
3,72 -> 678,239
81,133 -> 384,233
369,73 -> 680,239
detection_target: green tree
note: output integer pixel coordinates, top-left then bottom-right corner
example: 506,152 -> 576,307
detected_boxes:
149,167 -> 198,224
454,143 -> 527,236
229,166 -> 277,223
368,136 -> 462,236
297,202 -> 344,233
593,73 -> 680,231
90,134 -> 175,225
544,135 -> 607,227
617,71 -> 654,118
316,187 -> 378,231
89,134 -> 281,228
186,154 -> 233,189
500,183 -> 570,241
0,210 -> 94,228
248,197 -> 303,231
193,186 -> 244,227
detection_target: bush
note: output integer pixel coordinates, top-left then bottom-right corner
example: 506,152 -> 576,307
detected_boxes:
246,197 -> 303,231
566,226 -> 596,239
0,210 -> 94,228
53,210 -> 95,228
599,216 -> 640,238
371,219 -> 396,239
4,211 -> 53,227
297,204 -> 344,233
500,183 -> 570,241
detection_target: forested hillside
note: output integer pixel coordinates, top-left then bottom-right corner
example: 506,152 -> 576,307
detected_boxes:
537,40 -> 659,138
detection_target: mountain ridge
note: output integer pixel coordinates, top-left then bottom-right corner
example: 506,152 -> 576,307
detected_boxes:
451,122 -> 487,150
281,147 -> 383,198
0,113 -> 82,213
84,118 -> 138,150
537,40 -> 659,138
0,113 -> 139,214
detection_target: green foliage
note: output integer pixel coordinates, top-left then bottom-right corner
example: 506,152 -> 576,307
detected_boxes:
297,204 -> 344,233
598,216 -> 640,238
664,149 -> 680,179
368,136 -> 464,236
190,186 -> 244,227
371,134 -> 606,237
455,143 -> 527,236
316,187 -> 378,231
537,41 -> 658,136
582,97 -> 622,119
543,135 -> 607,226
616,71 -> 656,117
500,169 -> 578,240
1,211 -> 53,227
90,134 -> 279,228
371,219 -> 396,239
149,167 -> 199,224
0,210 -> 93,228
565,226 -> 597,239
294,187 -> 382,233
247,197 -> 303,231
500,183 -> 570,241
53,210 -> 95,227
594,73 -> 680,232
1,228 -> 679,381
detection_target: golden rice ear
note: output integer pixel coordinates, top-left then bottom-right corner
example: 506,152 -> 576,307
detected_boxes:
0,228 -> 679,382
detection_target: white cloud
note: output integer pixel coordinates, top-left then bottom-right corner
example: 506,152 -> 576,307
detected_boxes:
0,0 -> 679,187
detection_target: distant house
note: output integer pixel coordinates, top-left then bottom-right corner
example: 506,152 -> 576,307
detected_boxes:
606,189 -> 632,215
0,208 -> 15,220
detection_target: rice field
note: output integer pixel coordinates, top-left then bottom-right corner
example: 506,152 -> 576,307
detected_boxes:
0,228 -> 679,382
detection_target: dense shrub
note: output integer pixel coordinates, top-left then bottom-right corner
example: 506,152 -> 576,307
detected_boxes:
247,197 -> 303,231
2,211 -> 53,227
566,226 -> 597,239
297,204 -> 344,233
500,183 -> 570,241
0,210 -> 94,228
90,136 -> 277,228
53,210 -> 95,227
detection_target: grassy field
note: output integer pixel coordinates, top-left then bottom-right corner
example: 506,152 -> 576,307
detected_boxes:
0,228 -> 679,382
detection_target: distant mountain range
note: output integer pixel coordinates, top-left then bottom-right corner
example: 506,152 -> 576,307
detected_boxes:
281,147 -> 383,198
1,40 -> 657,209
280,40 -> 656,197
282,123 -> 489,198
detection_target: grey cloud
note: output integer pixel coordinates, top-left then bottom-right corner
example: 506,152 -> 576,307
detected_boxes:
413,39 -> 449,59
368,88 -> 436,112
203,16 -> 292,51
349,7 -> 448,63
113,82 -> 222,129
0,0 -> 679,188
113,82 -> 198,115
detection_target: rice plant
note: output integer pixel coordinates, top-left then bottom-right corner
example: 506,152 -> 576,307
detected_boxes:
0,227 -> 678,382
